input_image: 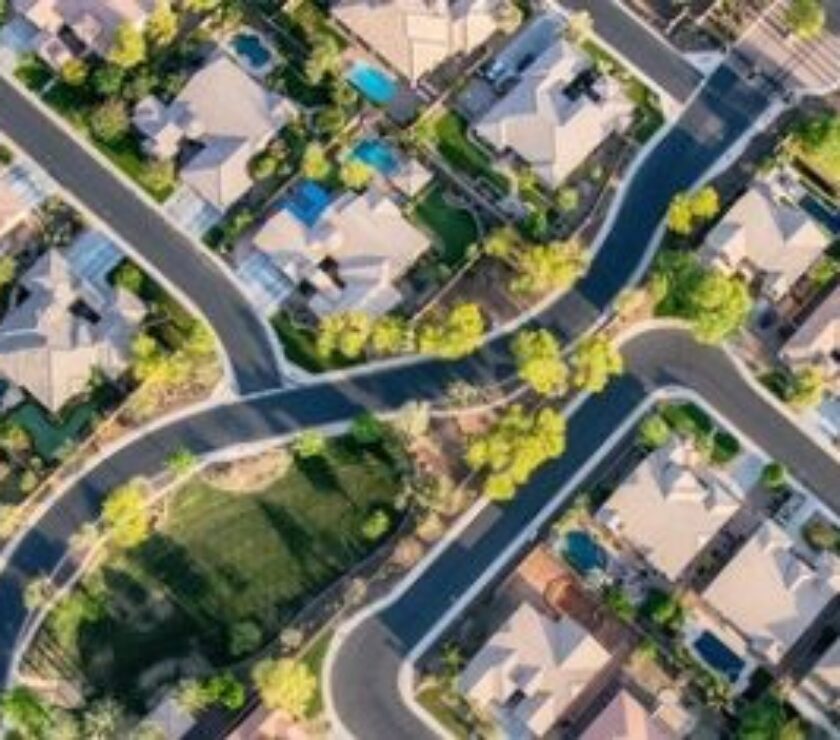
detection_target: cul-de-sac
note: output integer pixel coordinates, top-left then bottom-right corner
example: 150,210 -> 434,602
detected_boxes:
0,0 -> 839,737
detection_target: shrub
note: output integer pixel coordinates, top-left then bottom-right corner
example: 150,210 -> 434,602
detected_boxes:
88,99 -> 129,143
761,461 -> 787,490
361,508 -> 391,541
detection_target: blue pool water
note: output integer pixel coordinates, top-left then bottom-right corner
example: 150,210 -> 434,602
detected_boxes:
694,631 -> 745,682
282,180 -> 331,228
800,192 -> 840,235
232,33 -> 272,68
346,61 -> 397,105
351,139 -> 399,175
561,530 -> 607,575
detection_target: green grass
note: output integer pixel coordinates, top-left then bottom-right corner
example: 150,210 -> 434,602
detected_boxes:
301,629 -> 334,718
271,314 -> 357,373
793,140 -> 840,192
13,54 -> 54,91
49,437 -> 403,706
430,112 -> 510,195
9,400 -> 98,461
412,185 -> 480,266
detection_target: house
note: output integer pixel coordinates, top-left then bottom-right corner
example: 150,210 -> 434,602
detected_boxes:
334,0 -> 504,83
460,602 -> 610,737
801,637 -> 840,714
700,180 -> 830,301
474,40 -> 633,191
133,52 -> 294,212
579,689 -> 674,740
0,181 -> 29,241
780,282 -> 840,390
0,249 -> 144,413
247,185 -> 430,317
703,520 -> 840,665
596,440 -> 741,582
15,0 -> 154,67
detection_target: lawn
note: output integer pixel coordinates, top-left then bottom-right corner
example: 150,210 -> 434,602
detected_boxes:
791,122 -> 840,193
429,112 -> 510,195
42,437 -> 404,705
301,629 -> 334,718
412,185 -> 480,266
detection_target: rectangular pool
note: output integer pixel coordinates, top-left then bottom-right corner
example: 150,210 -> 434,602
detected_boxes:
351,139 -> 400,176
693,631 -> 745,683
346,61 -> 397,106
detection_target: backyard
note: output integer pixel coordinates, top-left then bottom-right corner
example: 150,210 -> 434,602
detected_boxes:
411,184 -> 481,266
31,435 -> 405,708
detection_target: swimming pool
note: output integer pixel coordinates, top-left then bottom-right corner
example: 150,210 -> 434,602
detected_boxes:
346,61 -> 397,106
282,180 -> 332,228
694,631 -> 745,683
351,139 -> 400,176
231,32 -> 272,70
561,530 -> 607,575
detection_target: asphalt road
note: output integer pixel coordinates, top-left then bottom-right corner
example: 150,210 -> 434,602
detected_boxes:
0,77 -> 284,394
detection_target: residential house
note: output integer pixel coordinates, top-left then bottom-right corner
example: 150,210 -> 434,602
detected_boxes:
579,689 -> 674,740
460,602 -> 610,737
474,40 -> 633,191
246,185 -> 430,317
0,181 -> 29,241
334,0 -> 504,84
596,440 -> 741,582
703,520 -> 840,665
15,0 -> 154,68
0,249 -> 144,413
801,637 -> 840,715
700,180 -> 830,302
780,282 -> 840,391
133,52 -> 295,212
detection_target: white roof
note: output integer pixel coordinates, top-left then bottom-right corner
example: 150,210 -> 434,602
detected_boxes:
0,181 -> 29,238
702,181 -> 830,300
597,441 -> 741,581
334,0 -> 502,82
389,158 -> 433,197
134,53 -> 294,211
16,0 -> 154,54
248,187 -> 430,317
805,637 -> 840,710
0,250 -> 144,412
460,602 -> 609,736
704,521 -> 840,664
781,282 -> 840,373
475,41 -> 633,190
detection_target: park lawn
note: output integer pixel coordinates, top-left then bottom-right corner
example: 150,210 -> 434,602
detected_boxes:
412,185 -> 480,266
431,112 -> 510,195
47,437 -> 403,706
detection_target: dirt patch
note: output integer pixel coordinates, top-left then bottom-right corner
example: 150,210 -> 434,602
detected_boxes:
201,448 -> 293,494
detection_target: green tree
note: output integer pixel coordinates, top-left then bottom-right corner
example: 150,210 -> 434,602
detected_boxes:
466,405 -> 566,500
92,64 -> 125,96
556,186 -> 579,213
641,588 -> 685,630
112,262 -> 143,294
570,335 -> 623,393
361,508 -> 391,540
252,659 -> 316,719
666,186 -> 719,234
637,412 -> 671,449
293,429 -> 326,458
785,0 -> 825,38
511,239 -> 587,295
787,366 -> 825,408
166,447 -> 197,476
339,159 -> 374,190
351,412 -> 385,445
146,0 -> 178,47
60,58 -> 88,86
182,0 -> 220,11
101,481 -> 150,549
417,303 -> 485,359
370,315 -> 413,356
761,461 -> 787,490
301,143 -> 332,181
484,226 -> 519,260
736,694 -> 787,740
305,37 -> 341,84
0,254 -> 17,289
138,158 -> 176,194
1,687 -> 53,738
510,329 -> 568,395
317,311 -> 373,359
81,698 -> 125,740
228,620 -> 262,657
691,186 -> 720,220
108,23 -> 147,68
89,99 -> 129,143
249,151 -> 280,181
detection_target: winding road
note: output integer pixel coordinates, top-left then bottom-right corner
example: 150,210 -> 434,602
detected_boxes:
0,49 -> 830,739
